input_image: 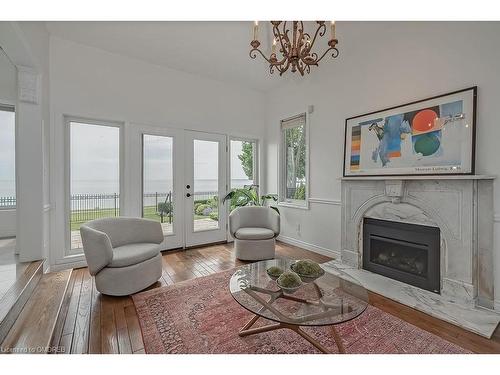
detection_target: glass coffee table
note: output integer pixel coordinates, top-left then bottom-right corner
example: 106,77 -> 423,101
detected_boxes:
229,259 -> 369,354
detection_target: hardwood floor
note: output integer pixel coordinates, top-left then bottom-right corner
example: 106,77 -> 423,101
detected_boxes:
50,241 -> 500,354
51,241 -> 331,354
2,269 -> 71,352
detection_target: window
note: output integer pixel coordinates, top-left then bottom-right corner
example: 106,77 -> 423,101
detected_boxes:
142,134 -> 174,236
68,119 -> 121,250
230,139 -> 257,189
228,139 -> 258,213
193,139 -> 219,231
0,105 -> 15,209
279,113 -> 308,208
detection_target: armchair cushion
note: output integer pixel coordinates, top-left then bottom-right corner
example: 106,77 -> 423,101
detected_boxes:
229,206 -> 280,238
85,217 -> 164,248
109,243 -> 161,268
80,225 -> 114,275
234,227 -> 275,240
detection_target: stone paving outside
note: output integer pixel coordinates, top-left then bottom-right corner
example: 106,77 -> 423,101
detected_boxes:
71,218 -> 218,250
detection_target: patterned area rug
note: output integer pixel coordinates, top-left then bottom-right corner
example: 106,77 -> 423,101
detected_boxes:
132,269 -> 470,354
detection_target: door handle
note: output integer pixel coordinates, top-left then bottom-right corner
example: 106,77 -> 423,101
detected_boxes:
186,193 -> 191,197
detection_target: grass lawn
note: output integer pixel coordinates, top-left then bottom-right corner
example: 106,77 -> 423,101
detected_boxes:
70,206 -> 212,231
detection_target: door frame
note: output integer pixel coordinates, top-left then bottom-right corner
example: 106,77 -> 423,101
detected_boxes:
227,136 -> 259,242
63,115 -> 125,256
183,130 -> 228,247
140,128 -> 185,250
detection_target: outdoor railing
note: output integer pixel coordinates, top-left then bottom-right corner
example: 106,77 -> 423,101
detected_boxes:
71,193 -> 120,223
0,191 -> 219,223
0,196 -> 16,208
68,191 -> 218,225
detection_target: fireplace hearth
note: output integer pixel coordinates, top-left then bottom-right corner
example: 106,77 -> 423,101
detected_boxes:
363,218 -> 440,293
339,177 -> 499,337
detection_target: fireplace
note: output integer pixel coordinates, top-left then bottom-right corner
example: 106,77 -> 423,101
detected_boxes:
363,218 -> 440,293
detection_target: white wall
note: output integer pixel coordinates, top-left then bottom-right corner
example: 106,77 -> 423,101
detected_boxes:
49,36 -> 266,268
14,22 -> 51,263
0,50 -> 16,102
0,22 -> 50,261
0,47 -> 17,238
264,22 -> 500,306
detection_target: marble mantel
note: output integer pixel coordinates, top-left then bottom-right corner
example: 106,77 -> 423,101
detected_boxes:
337,175 -> 500,337
341,175 -> 495,180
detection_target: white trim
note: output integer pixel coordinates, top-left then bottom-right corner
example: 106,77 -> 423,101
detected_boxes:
341,175 -> 496,181
48,252 -> 86,272
308,198 -> 342,206
227,136 -> 260,241
63,116 -> 125,255
277,235 -> 340,259
140,131 -> 184,250
228,136 -> 259,190
278,201 -> 310,210
0,103 -> 16,211
494,214 -> 500,223
50,260 -> 87,273
183,130 -> 228,247
305,198 -> 500,210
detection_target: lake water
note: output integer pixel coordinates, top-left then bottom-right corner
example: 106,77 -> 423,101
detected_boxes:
0,180 -> 15,197
0,178 -> 254,196
1,179 -> 254,209
69,179 -> 253,195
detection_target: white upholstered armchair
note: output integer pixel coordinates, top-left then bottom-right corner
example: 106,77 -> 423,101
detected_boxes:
229,206 -> 280,260
80,217 -> 164,296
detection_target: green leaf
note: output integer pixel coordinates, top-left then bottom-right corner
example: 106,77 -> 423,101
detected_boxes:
270,206 -> 280,215
222,190 -> 236,203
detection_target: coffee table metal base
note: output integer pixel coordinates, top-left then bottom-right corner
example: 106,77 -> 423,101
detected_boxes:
238,314 -> 346,354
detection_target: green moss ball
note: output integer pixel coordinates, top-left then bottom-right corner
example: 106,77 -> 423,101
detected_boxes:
293,259 -> 323,277
277,272 -> 302,288
266,266 -> 284,278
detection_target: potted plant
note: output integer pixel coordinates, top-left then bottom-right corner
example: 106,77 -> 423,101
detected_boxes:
223,185 -> 279,214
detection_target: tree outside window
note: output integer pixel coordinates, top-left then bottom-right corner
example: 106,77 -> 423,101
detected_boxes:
280,114 -> 307,205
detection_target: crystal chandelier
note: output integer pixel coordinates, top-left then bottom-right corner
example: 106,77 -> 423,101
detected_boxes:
250,21 -> 339,76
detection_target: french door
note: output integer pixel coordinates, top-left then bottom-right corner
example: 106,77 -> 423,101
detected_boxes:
141,130 -> 184,250
64,119 -> 254,260
141,129 -> 228,250
183,131 -> 227,247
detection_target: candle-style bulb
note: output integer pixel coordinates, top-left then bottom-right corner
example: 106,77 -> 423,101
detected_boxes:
272,38 -> 277,54
253,21 -> 259,41
330,21 -> 336,40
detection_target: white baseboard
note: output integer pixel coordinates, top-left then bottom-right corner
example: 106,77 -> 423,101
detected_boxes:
49,260 -> 87,273
277,235 -> 339,259
49,254 -> 87,272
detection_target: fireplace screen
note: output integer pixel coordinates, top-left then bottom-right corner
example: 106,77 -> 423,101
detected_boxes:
363,218 -> 440,293
370,236 -> 429,277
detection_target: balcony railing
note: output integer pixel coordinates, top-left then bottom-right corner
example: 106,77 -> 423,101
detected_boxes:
0,191 -> 219,226
0,196 -> 16,208
68,191 -> 218,226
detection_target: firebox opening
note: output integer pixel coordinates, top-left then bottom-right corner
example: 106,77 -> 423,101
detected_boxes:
363,218 -> 440,293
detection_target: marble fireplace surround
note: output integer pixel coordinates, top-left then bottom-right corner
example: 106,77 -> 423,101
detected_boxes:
327,175 -> 500,338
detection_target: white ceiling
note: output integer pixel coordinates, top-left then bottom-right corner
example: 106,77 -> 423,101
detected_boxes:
45,21 -> 292,92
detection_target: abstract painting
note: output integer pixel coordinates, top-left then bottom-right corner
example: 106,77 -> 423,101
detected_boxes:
344,87 -> 476,177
